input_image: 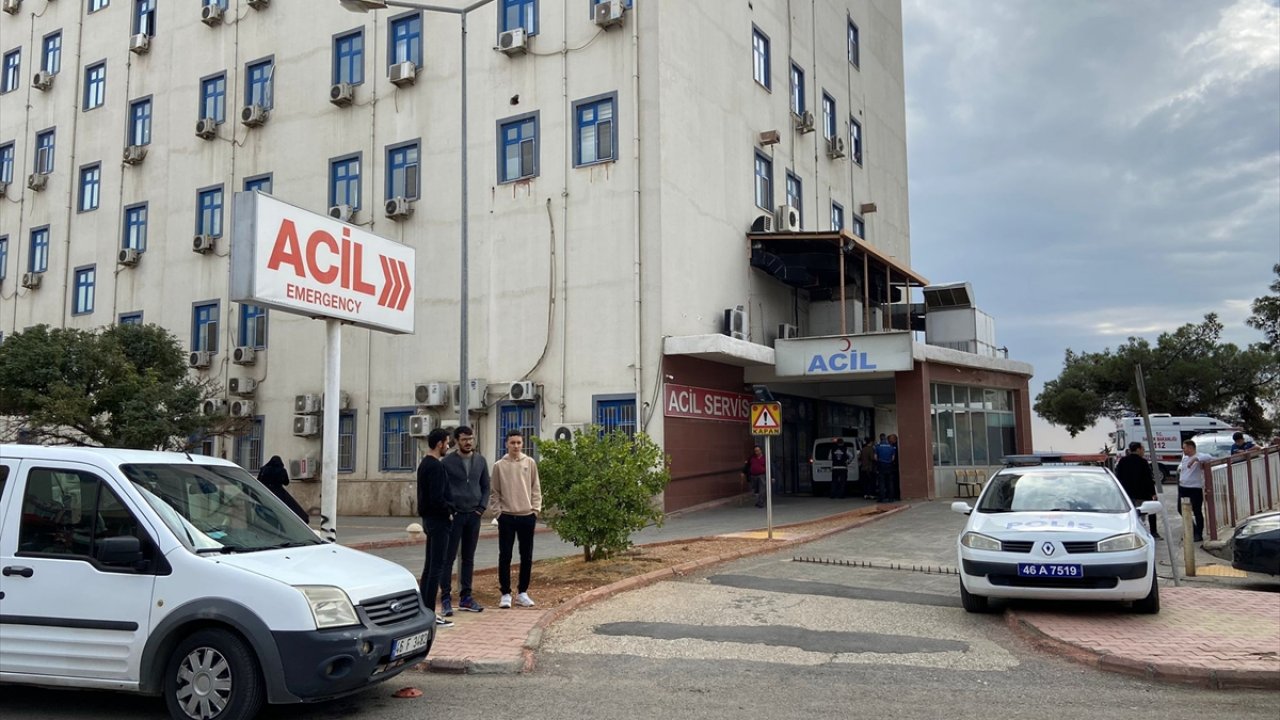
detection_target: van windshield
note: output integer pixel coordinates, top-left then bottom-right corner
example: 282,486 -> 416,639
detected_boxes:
121,463 -> 322,553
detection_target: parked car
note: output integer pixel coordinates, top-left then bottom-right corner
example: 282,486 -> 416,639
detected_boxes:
809,437 -> 863,495
0,446 -> 434,720
1229,510 -> 1280,577
1187,431 -> 1259,459
952,464 -> 1162,614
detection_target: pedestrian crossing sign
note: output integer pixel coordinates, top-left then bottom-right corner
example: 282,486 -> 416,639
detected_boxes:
750,402 -> 782,436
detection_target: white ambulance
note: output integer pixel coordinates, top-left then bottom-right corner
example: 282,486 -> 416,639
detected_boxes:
1111,414 -> 1237,482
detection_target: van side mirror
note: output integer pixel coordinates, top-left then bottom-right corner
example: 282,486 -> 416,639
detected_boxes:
96,535 -> 144,567
951,501 -> 973,516
1137,500 -> 1162,516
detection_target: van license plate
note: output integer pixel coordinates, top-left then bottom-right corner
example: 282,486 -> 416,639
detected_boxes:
391,630 -> 430,659
1017,563 -> 1082,577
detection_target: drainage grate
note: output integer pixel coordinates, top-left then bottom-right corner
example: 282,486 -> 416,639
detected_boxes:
792,556 -> 959,575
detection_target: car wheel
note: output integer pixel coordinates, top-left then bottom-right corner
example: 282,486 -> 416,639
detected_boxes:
164,628 -> 264,720
959,577 -> 990,613
1131,575 -> 1160,614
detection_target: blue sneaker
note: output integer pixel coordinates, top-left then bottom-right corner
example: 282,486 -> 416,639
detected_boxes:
440,596 -> 453,617
459,596 -> 484,613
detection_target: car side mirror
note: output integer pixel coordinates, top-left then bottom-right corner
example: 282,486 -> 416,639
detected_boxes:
96,535 -> 144,567
951,501 -> 972,516
1137,500 -> 1162,516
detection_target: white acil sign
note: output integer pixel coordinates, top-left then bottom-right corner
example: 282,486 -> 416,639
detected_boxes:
230,192 -> 416,334
773,331 -> 914,377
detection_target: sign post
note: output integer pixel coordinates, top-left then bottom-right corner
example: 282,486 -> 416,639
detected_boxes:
750,402 -> 782,539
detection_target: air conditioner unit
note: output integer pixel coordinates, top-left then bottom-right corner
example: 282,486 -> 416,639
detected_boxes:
552,423 -> 586,442
118,248 -> 142,267
129,33 -> 150,55
232,346 -> 256,365
201,4 -> 224,25
292,415 -> 320,437
21,272 -> 43,290
722,305 -> 747,341
328,204 -> 354,222
329,82 -> 354,107
202,398 -> 227,415
27,173 -> 48,192
290,457 -> 318,481
389,61 -> 417,87
826,135 -> 847,159
189,351 -> 214,369
450,378 -> 488,414
507,381 -> 537,402
385,196 -> 413,220
794,110 -> 815,134
229,377 -> 258,396
195,117 -> 218,139
123,145 -> 148,164
230,400 -> 255,418
241,104 -> 269,127
295,393 -> 322,414
594,0 -> 625,28
749,214 -> 773,233
415,381 -> 448,407
497,28 -> 528,55
32,71 -> 54,91
322,391 -> 351,411
193,234 -> 216,254
409,414 -> 435,437
247,0 -> 270,9
2,0 -> 19,15
775,204 -> 800,232
777,323 -> 799,340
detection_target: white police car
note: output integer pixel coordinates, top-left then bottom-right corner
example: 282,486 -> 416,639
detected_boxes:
951,464 -> 1162,614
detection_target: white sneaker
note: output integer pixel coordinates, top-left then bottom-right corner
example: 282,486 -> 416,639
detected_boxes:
516,592 -> 535,607
499,593 -> 512,609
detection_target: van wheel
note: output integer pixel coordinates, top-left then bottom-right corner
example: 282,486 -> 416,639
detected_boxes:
1132,576 -> 1161,614
164,629 -> 264,720
959,578 -> 990,613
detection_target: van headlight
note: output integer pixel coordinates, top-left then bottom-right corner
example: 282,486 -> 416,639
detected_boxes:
960,532 -> 1002,551
297,586 -> 360,629
1097,533 -> 1146,552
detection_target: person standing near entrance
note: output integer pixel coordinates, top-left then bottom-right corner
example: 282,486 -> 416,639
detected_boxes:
742,445 -> 767,508
858,439 -> 877,500
439,426 -> 490,616
887,434 -> 902,502
874,435 -> 896,503
1115,442 -> 1159,538
416,428 -> 455,628
1178,439 -> 1211,542
830,438 -> 852,499
491,429 -> 542,609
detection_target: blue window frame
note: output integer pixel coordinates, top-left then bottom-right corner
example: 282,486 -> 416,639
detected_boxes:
84,62 -> 106,110
389,13 -> 422,67
850,118 -> 863,164
29,227 -> 50,273
234,417 -> 264,473
243,173 -> 272,193
78,164 -> 101,212
785,172 -> 802,227
2,50 -> 20,94
134,0 -> 156,37
498,113 -> 538,182
330,154 -> 361,209
822,92 -> 836,139
754,152 -> 773,210
123,203 -> 147,251
338,411 -> 356,472
246,57 -> 273,109
129,97 -> 151,146
0,142 -> 13,184
0,236 -> 7,282
197,186 -> 224,236
501,0 -> 537,34
852,215 -> 865,239
848,20 -> 860,67
73,266 -> 96,315
89,0 -> 110,13
42,32 -> 62,74
789,63 -> 804,115
751,27 -> 770,90
594,395 -> 636,438
380,409 -> 415,471
385,141 -> 419,200
201,73 -> 226,122
831,202 -> 844,232
239,303 -> 267,349
192,301 -> 219,352
498,403 -> 540,458
35,129 -> 55,174
119,311 -> 143,325
573,94 -> 615,166
333,30 -> 364,85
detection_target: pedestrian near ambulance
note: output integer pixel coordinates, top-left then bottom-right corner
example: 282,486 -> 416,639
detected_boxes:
1178,439 -> 1212,542
743,445 -> 768,508
491,429 -> 542,609
439,426 -> 490,616
1115,442 -> 1159,538
417,428 -> 455,627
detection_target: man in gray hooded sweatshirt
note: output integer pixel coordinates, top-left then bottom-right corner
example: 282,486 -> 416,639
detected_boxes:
439,426 -> 490,615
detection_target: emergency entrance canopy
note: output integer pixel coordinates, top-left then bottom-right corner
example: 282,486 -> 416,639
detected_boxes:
230,192 -> 415,334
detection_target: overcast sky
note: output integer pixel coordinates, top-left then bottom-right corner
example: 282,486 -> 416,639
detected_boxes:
901,0 -> 1280,451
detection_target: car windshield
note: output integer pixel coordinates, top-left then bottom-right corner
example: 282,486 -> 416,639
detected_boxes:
977,471 -> 1130,513
121,463 -> 322,553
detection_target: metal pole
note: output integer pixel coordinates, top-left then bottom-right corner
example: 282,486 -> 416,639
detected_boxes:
458,11 -> 470,425
1135,363 -> 1178,585
765,436 -> 774,540
321,319 -> 342,542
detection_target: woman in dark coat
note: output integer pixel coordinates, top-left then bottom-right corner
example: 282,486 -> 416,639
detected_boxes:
258,455 -> 310,524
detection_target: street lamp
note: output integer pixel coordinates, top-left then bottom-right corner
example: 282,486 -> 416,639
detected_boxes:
339,0 -> 494,423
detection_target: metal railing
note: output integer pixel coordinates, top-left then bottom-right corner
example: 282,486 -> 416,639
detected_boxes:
1204,446 -> 1280,541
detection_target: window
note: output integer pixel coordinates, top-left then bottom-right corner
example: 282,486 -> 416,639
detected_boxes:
385,141 -> 418,200
238,303 -> 267,349
595,396 -> 636,438
78,164 -> 101,212
128,97 -> 151,146
389,13 -> 422,67
17,468 -> 152,564
330,154 -> 361,209
192,301 -> 219,352
245,57 -> 273,109
380,409 -> 415,471
822,92 -> 836,139
200,73 -> 226,122
501,0 -> 537,34
84,62 -> 106,110
234,417 -> 264,473
851,215 -> 865,239
573,94 -> 615,166
751,27 -> 770,89
789,63 -> 805,115
831,202 -> 844,232
89,0 -> 110,13
785,172 -> 802,227
498,113 -> 538,182
333,30 -> 364,86
35,130 -> 55,174
123,203 -> 147,251
0,236 -> 7,282
73,266 -> 96,315
498,404 -> 539,458
134,0 -> 156,37
850,118 -> 863,164
338,411 -> 357,472
0,142 -> 13,184
29,227 -> 50,273
2,50 -> 20,94
197,186 -> 224,236
42,32 -> 62,74
754,152 -> 773,210
848,21 -> 860,67
243,173 -> 272,193
119,312 -> 143,325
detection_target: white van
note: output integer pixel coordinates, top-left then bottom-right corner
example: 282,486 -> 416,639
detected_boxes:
810,437 -> 863,493
1112,415 -> 1237,481
0,446 -> 434,720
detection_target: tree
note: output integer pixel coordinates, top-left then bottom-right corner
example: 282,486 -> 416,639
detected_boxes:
0,323 -> 228,449
534,428 -> 671,562
1247,263 -> 1280,350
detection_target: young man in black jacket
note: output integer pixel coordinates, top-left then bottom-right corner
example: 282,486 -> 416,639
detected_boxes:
439,426 -> 490,616
417,428 -> 455,627
1115,442 -> 1159,538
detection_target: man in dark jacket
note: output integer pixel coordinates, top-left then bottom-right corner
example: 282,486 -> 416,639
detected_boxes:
417,428 -> 455,627
1115,442 -> 1159,538
258,455 -> 309,523
439,426 -> 490,616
